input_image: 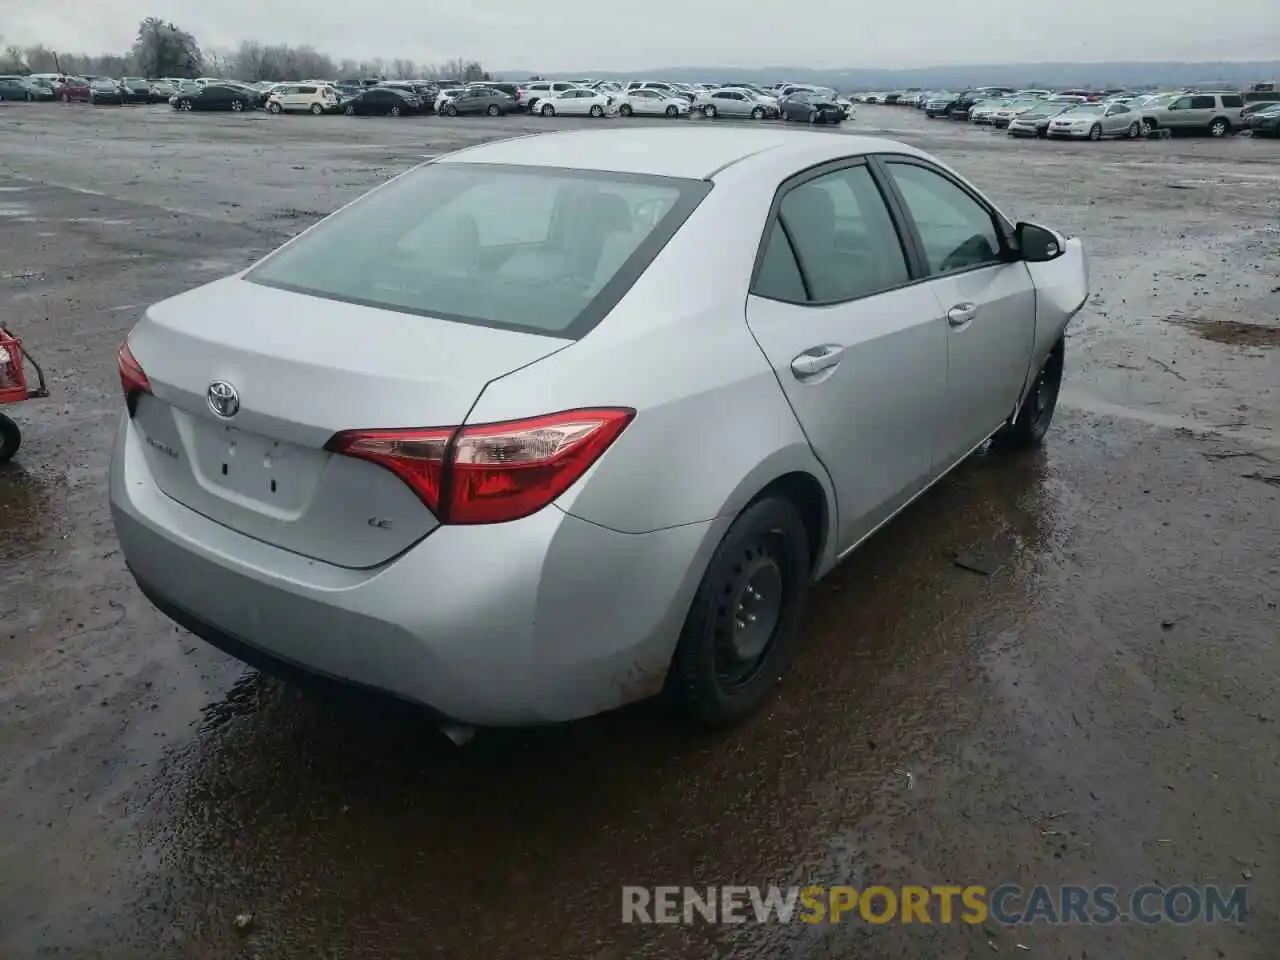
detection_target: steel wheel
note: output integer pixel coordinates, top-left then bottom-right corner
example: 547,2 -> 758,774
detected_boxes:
667,496 -> 811,727
996,339 -> 1064,448
1209,118 -> 1229,137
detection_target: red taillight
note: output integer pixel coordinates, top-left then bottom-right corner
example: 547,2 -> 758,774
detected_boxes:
117,341 -> 151,413
326,407 -> 634,524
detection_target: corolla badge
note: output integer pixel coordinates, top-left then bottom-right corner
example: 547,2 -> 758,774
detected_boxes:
206,380 -> 240,419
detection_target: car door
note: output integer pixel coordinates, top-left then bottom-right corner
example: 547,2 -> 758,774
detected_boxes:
631,90 -> 654,114
877,157 -> 1036,465
1104,103 -> 1130,134
744,160 -> 948,552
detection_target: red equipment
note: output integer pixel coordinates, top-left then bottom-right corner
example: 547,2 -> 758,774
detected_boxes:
0,325 -> 49,464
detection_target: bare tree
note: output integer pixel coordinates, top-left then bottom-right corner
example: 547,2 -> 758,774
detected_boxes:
0,44 -> 27,72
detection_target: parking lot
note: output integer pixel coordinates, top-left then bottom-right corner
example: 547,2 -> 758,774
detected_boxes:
1,101 -> 1278,958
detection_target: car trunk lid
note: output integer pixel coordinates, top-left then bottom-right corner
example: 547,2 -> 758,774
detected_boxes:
127,277 -> 568,568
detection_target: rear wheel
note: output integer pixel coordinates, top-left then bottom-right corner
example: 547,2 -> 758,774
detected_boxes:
487,103 -> 500,116
310,103 -> 323,115
995,339 -> 1064,449
1127,121 -> 1139,138
0,413 -> 20,465
666,496 -> 812,728
445,104 -> 457,117
1208,117 -> 1229,137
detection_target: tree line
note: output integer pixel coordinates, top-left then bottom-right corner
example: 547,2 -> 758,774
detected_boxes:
0,18 -> 488,83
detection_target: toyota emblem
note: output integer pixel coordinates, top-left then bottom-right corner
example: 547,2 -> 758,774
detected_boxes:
206,380 -> 240,419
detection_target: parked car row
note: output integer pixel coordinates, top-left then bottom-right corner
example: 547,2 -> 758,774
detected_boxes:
912,85 -> 1277,139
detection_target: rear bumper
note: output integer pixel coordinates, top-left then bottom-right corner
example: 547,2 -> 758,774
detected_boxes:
109,414 -> 724,726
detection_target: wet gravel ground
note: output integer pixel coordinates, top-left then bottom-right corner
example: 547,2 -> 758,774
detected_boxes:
1,102 -> 1278,959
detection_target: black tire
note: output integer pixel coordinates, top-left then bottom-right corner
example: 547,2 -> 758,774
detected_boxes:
589,104 -> 604,117
807,109 -> 818,124
179,99 -> 192,111
619,104 -> 633,116
666,495 -> 811,727
1127,121 -> 1139,139
0,412 -> 20,465
444,103 -> 457,117
1208,117 -> 1229,137
541,103 -> 554,117
995,339 -> 1064,449
702,104 -> 716,118
344,103 -> 355,115
233,99 -> 245,112
390,105 -> 402,117
751,106 -> 765,120
1089,123 -> 1102,141
310,102 -> 322,115
1142,117 -> 1157,133
267,101 -> 281,114
487,103 -> 500,116
665,104 -> 677,117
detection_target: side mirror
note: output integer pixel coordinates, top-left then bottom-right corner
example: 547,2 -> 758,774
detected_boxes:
1016,222 -> 1063,262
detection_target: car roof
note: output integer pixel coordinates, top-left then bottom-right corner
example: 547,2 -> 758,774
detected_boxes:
438,127 -> 929,180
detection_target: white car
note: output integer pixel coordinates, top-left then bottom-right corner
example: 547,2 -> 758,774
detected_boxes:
535,88 -> 614,117
519,80 -> 582,111
267,83 -> 340,115
617,89 -> 691,118
970,99 -> 1007,124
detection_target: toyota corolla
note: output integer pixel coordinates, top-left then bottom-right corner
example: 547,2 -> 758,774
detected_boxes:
110,128 -> 1088,733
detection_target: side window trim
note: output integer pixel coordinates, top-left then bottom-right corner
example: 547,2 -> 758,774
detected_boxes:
869,153 -> 1013,279
748,156 -> 919,306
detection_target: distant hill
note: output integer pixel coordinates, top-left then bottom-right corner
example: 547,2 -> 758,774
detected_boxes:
498,60 -> 1279,91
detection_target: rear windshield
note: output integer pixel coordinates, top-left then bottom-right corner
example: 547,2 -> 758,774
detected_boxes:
247,162 -> 710,338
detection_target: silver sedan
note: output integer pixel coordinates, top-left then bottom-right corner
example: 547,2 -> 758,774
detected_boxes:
694,88 -> 772,119
1046,101 -> 1144,140
110,128 -> 1088,732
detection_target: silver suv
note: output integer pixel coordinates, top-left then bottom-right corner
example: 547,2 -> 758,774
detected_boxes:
1141,91 -> 1244,137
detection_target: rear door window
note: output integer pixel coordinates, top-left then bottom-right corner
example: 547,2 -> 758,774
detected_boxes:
1221,94 -> 1243,108
1190,95 -> 1215,109
247,164 -> 710,338
752,164 -> 911,304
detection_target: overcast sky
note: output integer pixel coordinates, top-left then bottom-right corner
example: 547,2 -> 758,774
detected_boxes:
3,0 -> 1277,71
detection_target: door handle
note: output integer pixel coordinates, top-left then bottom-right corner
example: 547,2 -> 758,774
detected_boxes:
790,344 -> 844,380
947,302 -> 977,328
